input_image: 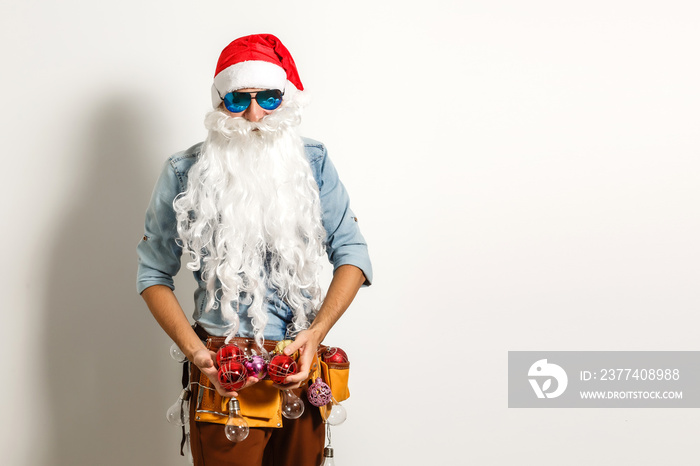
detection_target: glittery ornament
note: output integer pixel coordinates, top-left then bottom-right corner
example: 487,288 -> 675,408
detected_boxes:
322,347 -> 348,364
274,339 -> 299,360
218,361 -> 248,391
216,344 -> 245,367
244,355 -> 267,379
307,378 -> 332,407
268,354 -> 297,384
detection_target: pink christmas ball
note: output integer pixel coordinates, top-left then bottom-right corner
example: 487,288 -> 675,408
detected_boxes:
218,360 -> 247,391
307,378 -> 333,407
268,354 -> 297,384
244,355 -> 268,379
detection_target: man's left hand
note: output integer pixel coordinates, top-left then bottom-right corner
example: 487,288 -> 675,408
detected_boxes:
272,328 -> 323,390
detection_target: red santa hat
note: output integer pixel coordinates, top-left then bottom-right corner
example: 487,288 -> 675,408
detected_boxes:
211,34 -> 304,108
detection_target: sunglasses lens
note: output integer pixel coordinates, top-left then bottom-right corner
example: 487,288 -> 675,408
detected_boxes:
256,90 -> 282,111
223,92 -> 251,113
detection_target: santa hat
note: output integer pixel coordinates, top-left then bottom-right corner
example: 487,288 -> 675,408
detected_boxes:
211,34 -> 304,108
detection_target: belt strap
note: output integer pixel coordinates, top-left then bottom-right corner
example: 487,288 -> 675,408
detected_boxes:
192,323 -> 210,341
192,323 -> 280,353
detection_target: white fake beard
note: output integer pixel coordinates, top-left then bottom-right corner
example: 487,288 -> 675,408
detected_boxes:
174,99 -> 326,346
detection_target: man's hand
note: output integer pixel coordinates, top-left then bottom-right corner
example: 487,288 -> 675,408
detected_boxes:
191,347 -> 259,398
270,265 -> 365,390
272,329 -> 323,390
141,285 -> 261,397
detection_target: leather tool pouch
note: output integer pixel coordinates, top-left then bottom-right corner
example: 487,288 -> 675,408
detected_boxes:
192,337 -> 350,429
319,359 -> 350,402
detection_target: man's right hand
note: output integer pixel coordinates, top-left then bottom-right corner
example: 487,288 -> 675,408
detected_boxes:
191,347 -> 259,398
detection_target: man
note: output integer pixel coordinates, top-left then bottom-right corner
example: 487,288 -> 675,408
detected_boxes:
136,34 -> 372,466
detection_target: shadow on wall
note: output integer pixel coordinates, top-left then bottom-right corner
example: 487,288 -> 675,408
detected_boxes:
41,95 -> 185,466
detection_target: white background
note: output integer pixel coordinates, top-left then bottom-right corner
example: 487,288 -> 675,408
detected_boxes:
2,1 -> 699,465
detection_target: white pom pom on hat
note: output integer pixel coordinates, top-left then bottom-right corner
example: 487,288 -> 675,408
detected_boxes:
211,34 -> 304,108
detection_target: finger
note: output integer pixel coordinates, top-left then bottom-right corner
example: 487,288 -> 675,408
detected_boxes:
296,351 -> 314,375
210,377 -> 237,398
272,381 -> 301,390
194,349 -> 215,369
284,369 -> 309,385
200,365 -> 219,379
213,379 -> 239,398
194,356 -> 213,368
242,377 -> 259,390
283,338 -> 304,356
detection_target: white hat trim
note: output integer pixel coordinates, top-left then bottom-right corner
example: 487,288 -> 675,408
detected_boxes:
211,60 -> 291,108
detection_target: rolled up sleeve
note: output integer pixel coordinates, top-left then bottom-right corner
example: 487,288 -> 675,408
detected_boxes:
317,146 -> 373,286
136,158 -> 184,294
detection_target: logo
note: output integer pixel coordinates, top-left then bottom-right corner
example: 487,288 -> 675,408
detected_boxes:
528,359 -> 568,399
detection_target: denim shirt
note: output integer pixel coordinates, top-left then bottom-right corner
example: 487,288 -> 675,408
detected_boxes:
136,138 -> 372,339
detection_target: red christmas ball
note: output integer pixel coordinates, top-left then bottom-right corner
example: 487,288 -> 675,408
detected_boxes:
216,344 -> 244,367
218,360 -> 248,391
322,347 -> 348,364
268,354 -> 298,384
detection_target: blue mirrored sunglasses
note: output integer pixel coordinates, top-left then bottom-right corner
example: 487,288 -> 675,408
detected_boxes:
222,89 -> 283,113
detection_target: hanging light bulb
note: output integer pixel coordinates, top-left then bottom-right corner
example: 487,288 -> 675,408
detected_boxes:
325,398 -> 347,426
184,431 -> 193,464
225,399 -> 249,442
320,446 -> 336,466
170,343 -> 187,362
281,390 -> 305,419
166,389 -> 191,426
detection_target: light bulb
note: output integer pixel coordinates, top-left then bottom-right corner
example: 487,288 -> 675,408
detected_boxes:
320,446 -> 336,466
166,389 -> 190,426
281,390 -> 305,419
170,343 -> 187,362
325,400 -> 346,426
184,432 -> 193,464
225,399 -> 249,442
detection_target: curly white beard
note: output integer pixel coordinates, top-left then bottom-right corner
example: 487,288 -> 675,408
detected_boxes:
173,97 -> 326,346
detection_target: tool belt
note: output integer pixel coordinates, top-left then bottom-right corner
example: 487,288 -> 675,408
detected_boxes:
191,326 -> 350,429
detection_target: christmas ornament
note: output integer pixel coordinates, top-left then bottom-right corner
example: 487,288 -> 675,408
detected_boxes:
169,343 -> 187,363
325,398 -> 347,426
307,378 -> 333,407
216,344 -> 244,367
281,390 -> 305,419
184,432 -> 193,464
218,360 -> 248,391
322,347 -> 348,364
225,399 -> 249,442
244,354 -> 267,379
268,354 -> 297,384
166,388 -> 191,426
274,339 -> 299,360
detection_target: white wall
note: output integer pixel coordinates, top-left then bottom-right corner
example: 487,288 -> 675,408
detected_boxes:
2,1 -> 699,465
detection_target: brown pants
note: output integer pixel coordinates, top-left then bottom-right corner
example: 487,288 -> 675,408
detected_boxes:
189,365 -> 325,466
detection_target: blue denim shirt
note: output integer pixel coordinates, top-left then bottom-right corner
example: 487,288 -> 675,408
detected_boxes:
136,138 -> 372,339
